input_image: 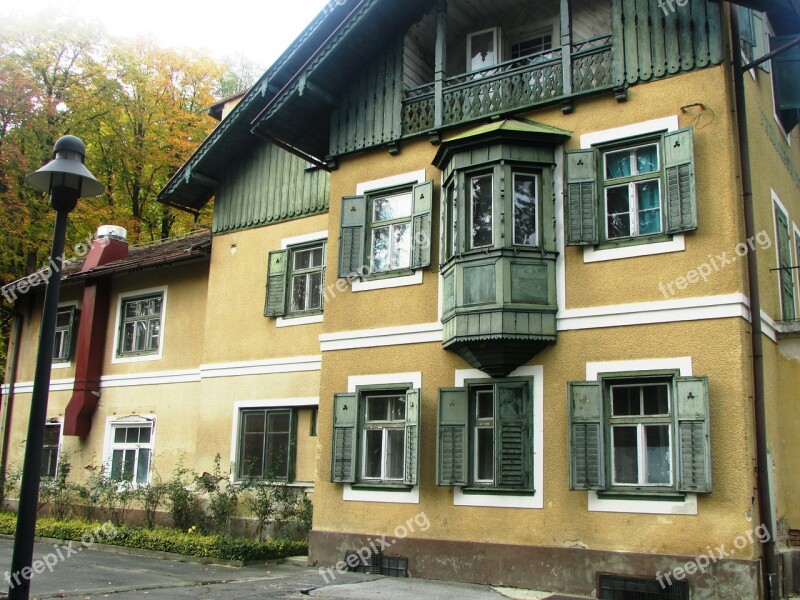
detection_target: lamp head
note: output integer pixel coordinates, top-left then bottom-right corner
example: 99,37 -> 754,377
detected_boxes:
26,135 -> 104,212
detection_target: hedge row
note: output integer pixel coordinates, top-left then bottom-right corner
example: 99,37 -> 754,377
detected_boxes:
0,512 -> 307,562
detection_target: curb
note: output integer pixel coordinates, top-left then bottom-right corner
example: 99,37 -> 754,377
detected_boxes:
0,534 -> 308,569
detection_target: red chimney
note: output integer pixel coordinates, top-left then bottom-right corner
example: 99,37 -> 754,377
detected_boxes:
64,226 -> 129,437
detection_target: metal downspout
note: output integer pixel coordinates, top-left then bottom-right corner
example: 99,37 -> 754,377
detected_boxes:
730,6 -> 779,599
0,308 -> 23,491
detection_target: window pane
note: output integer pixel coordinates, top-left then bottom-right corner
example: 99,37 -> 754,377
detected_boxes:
476,389 -> 494,419
391,222 -> 411,270
308,272 -> 323,310
244,412 -> 266,434
294,249 -> 312,270
266,430 -> 289,479
126,427 -> 139,443
43,425 -> 61,446
513,174 -> 537,246
476,427 -> 494,481
605,150 -> 632,179
56,310 -> 71,328
291,274 -> 308,312
110,450 -> 124,479
114,427 -> 126,443
642,385 -> 669,415
389,396 -> 406,421
41,448 -> 58,478
147,319 -> 160,351
470,30 -> 496,70
471,175 -> 493,248
612,387 -> 640,416
366,396 -> 389,421
645,425 -> 671,484
241,433 -> 265,477
386,429 -> 405,480
371,226 -> 390,272
373,193 -> 412,223
612,426 -> 638,484
268,412 -> 291,434
122,322 -> 135,353
637,181 -> 662,235
135,321 -> 148,351
53,330 -> 66,359
606,186 -> 631,239
636,145 -> 659,174
136,448 -> 150,484
138,426 -> 151,444
364,429 -> 383,478
125,301 -> 139,319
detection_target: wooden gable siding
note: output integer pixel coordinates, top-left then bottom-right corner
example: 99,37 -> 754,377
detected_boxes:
329,37 -> 405,157
212,142 -> 330,234
611,0 -> 724,85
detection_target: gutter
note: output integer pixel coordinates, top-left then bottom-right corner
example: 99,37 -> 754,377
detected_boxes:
730,6 -> 779,598
0,305 -> 23,492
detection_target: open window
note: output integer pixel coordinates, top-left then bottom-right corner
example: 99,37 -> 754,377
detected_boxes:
53,305 -> 77,363
437,377 -> 533,492
338,181 -> 433,281
565,128 -> 697,247
467,27 -> 502,72
331,386 -> 420,487
568,373 -> 711,495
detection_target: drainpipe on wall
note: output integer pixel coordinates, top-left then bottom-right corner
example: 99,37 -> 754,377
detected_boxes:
729,6 -> 779,599
0,306 -> 23,489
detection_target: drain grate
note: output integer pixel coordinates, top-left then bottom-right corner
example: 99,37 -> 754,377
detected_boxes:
598,574 -> 689,600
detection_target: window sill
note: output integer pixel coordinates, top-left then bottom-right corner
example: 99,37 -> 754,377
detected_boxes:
276,313 -> 324,328
351,269 -> 423,292
350,483 -> 414,492
588,489 -> 697,515
343,483 -> 419,504
112,351 -> 162,365
453,486 -> 542,508
596,491 -> 686,502
583,234 -> 685,264
460,486 -> 536,496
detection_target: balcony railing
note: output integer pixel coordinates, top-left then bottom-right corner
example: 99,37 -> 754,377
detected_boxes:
402,35 -> 613,135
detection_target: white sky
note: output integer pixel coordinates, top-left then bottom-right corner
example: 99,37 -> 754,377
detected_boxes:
2,0 -> 332,70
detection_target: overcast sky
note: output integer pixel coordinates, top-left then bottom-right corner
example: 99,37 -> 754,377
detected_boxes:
1,0 -> 332,69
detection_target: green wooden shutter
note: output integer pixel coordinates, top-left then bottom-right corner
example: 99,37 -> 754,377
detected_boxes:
412,180 -> 433,269
331,393 -> 358,483
663,128 -> 698,234
738,7 -> 755,61
339,195 -> 366,279
496,381 -> 531,490
565,149 -> 599,245
404,389 -> 421,486
771,35 -> 800,132
568,381 -> 605,491
674,376 -> 711,493
775,206 -> 796,321
264,249 -> 288,317
751,11 -> 769,73
437,388 -> 468,486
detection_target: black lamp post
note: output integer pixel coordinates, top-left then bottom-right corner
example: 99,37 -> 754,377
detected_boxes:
8,136 -> 103,600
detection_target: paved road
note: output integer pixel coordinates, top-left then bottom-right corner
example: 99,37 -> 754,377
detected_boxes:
0,539 -> 531,599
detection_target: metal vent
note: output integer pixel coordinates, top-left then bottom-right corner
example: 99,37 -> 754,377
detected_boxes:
599,574 -> 689,600
344,549 -> 408,577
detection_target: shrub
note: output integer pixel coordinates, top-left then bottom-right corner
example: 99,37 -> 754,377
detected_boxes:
166,462 -> 201,532
137,479 -> 169,529
0,465 -> 21,510
0,513 -> 307,562
196,454 -> 239,536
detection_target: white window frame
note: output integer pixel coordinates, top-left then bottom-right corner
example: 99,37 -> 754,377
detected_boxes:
369,190 -> 414,274
52,302 -> 78,369
41,420 -> 63,478
111,286 -> 167,364
353,171 -> 427,292
277,231 -> 327,328
608,382 -> 674,488
580,116 -> 686,263
102,416 -> 155,487
229,398 -> 319,486
343,372 -> 422,504
360,392 -> 407,482
467,27 -> 502,72
585,357 -> 697,515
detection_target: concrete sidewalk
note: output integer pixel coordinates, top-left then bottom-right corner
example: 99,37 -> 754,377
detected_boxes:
0,539 -> 574,599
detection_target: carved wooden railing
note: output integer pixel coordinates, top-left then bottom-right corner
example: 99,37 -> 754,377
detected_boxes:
402,35 -> 613,135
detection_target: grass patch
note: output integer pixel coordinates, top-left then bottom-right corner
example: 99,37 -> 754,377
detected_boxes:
0,512 -> 307,562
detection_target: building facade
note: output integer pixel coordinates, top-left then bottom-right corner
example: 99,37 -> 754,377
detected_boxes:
4,0 -> 800,597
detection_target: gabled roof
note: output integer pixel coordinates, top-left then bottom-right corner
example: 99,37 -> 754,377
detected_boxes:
158,0 -> 434,212
1,230 -> 212,300
157,0 -> 360,212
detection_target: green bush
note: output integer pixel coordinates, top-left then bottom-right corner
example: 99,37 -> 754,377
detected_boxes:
0,512 -> 307,562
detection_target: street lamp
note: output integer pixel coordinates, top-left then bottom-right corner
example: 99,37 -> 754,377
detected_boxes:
8,136 -> 103,600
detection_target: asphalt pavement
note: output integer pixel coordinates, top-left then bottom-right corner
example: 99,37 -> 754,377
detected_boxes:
0,538 -> 563,599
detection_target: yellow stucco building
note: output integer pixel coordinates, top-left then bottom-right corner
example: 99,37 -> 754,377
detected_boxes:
3,0 -> 800,597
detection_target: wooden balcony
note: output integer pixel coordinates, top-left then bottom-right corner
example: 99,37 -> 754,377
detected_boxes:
402,35 -> 613,136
